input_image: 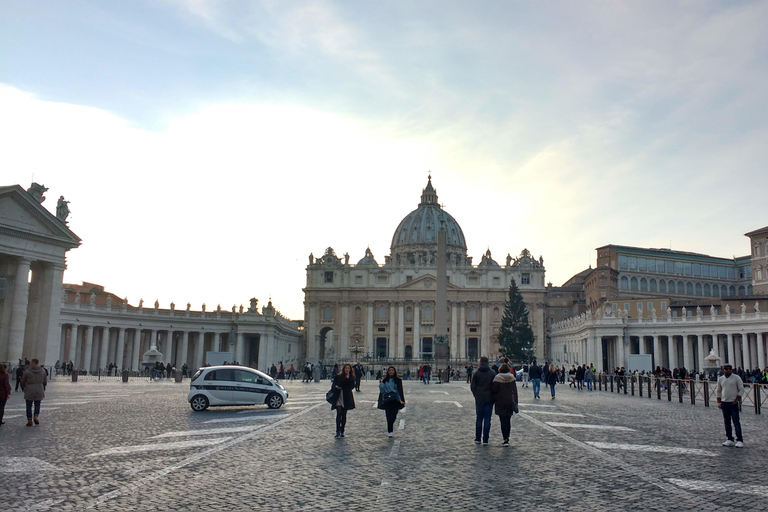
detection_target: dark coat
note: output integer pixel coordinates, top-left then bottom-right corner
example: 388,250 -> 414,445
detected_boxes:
529,364 -> 542,379
331,373 -> 356,411
470,362 -> 496,402
0,371 -> 10,397
377,376 -> 405,410
492,371 -> 518,416
545,369 -> 558,386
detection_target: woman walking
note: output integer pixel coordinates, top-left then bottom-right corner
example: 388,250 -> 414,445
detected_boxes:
21,358 -> 47,426
491,363 -> 518,447
0,363 -> 10,425
378,366 -> 405,438
546,363 -> 558,399
330,363 -> 356,438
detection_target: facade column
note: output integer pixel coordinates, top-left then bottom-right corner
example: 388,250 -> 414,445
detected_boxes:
397,302 -> 405,359
733,335 -> 742,368
167,331 -> 175,365
115,328 -> 125,371
450,301 -> 458,358
638,336 -> 646,355
194,332 -> 205,369
413,301 -> 420,357
132,329 -> 142,372
652,335 -> 661,369
757,332 -> 766,370
366,302 -> 374,358
36,262 -> 66,366
235,332 -> 244,365
741,334 -> 751,370
696,335 -> 705,373
7,259 -> 31,365
81,325 -> 93,373
180,331 -> 190,368
308,302 -> 319,362
59,325 -> 68,364
340,302 -> 349,357
388,303 -> 396,358
68,325 -> 78,366
99,327 -> 110,373
726,333 -> 735,366
458,303 -> 466,359
683,335 -> 693,371
258,332 -> 269,372
480,302 -> 490,357
667,335 -> 677,369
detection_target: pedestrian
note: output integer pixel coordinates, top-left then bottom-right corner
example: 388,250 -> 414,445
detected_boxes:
353,362 -> 365,391
465,364 -> 473,384
21,358 -> 47,426
546,363 -> 558,399
470,356 -> 496,445
576,364 -> 585,391
716,364 -> 744,448
529,359 -> 542,399
377,366 -> 405,437
491,363 -> 518,447
584,365 -> 594,391
15,363 -> 26,392
0,363 -> 10,425
521,363 -> 529,388
330,363 -> 356,438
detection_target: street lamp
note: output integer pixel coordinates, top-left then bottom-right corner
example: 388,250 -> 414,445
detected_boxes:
349,342 -> 364,360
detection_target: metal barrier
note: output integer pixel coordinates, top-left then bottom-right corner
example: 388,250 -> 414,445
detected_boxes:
595,375 -> 766,414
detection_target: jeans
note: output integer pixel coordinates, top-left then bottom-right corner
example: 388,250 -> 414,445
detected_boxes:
532,378 -> 541,397
475,401 -> 493,443
26,400 -> 41,420
522,373 -> 529,386
549,383 -> 556,397
586,379 -> 593,391
721,402 -> 742,442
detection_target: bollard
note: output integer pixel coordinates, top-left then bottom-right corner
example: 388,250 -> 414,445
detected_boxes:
610,376 -> 614,393
678,381 -> 684,403
703,381 -> 709,407
657,378 -> 662,400
174,370 -> 182,383
639,376 -> 643,397
631,377 -> 635,396
667,380 -> 672,401
648,377 -> 652,399
755,385 -> 761,415
690,380 -> 695,405
72,369 -> 78,382
122,369 -> 129,383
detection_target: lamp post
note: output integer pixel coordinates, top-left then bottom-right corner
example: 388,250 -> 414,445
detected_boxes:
349,342 -> 364,360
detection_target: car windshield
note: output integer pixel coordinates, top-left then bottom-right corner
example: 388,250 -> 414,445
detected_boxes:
191,369 -> 204,382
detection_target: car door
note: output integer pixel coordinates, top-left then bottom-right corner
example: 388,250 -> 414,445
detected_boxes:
232,369 -> 272,405
203,369 -> 235,405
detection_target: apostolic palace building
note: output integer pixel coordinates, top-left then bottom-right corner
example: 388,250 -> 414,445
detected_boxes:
1,180 -> 767,376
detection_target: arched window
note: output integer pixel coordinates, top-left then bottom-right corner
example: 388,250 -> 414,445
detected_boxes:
659,280 -> 667,293
695,283 -> 702,296
640,278 -> 647,291
423,306 -> 433,322
630,277 -> 638,290
620,276 -> 629,290
748,284 -> 753,295
704,284 -> 711,296
469,306 -> 478,321
354,307 -> 362,321
729,285 -> 736,296
405,307 -> 413,322
493,307 -> 500,321
678,281 -> 685,294
721,285 -> 727,297
738,286 -> 746,296
712,284 -> 719,297
323,306 -> 333,322
377,306 -> 387,321
650,279 -> 657,292
686,282 -> 693,295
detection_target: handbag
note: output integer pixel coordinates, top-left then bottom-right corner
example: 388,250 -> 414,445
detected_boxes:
512,402 -> 519,414
326,383 -> 339,404
382,390 -> 399,404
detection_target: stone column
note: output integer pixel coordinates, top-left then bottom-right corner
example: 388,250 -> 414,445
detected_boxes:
741,334 -> 751,370
115,328 -> 125,371
757,332 -> 766,370
99,327 -> 110,373
733,335 -> 742,368
481,302 -> 490,357
81,325 -> 93,373
258,332 -> 269,372
586,333 -> 597,368
308,302 -> 319,362
638,336 -> 646,355
450,301 -> 458,358
59,325 -> 68,364
397,302 -> 405,359
726,333 -> 734,366
696,335 -> 705,373
616,335 -> 625,369
340,302 -> 349,356
194,332 -> 205,369
180,331 -> 190,368
683,335 -> 693,371
132,329 -> 142,372
413,301 -> 420,356
236,332 -> 245,365
67,325 -> 78,365
167,331 -> 175,365
7,258 -> 31,365
667,335 -> 677,369
388,303 -> 396,358
37,262 -> 66,366
458,303 -> 466,359
652,335 -> 661,369
366,302 -> 374,358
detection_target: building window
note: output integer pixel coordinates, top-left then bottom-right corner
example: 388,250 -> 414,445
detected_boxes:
640,278 -> 647,291
493,307 -> 500,321
469,306 -> 478,321
686,282 -> 693,295
704,284 -> 711,296
600,279 -> 606,286
637,303 -> 643,312
630,277 -> 638,290
377,306 -> 387,321
468,276 -> 479,285
493,276 -> 501,286
600,292 -> 606,297
406,275 -> 413,282
618,255 -> 628,269
324,271 -> 334,283
354,275 -> 363,284
695,283 -> 702,296
323,306 -> 333,322
660,301 -> 666,310
423,306 -> 433,322
405,307 -> 413,322
647,302 -> 653,311
521,273 -> 530,285
612,304 -> 617,311
677,281 -> 685,294
650,279 -> 657,292
377,275 -> 389,284
684,263 -> 692,275
712,284 -> 720,297
354,307 -> 362,321
729,285 -> 736,296
620,276 -> 628,290
624,303 -> 630,311
628,257 -> 637,270
659,280 -> 666,293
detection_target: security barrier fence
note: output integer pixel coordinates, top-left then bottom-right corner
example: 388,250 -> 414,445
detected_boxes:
595,374 -> 766,415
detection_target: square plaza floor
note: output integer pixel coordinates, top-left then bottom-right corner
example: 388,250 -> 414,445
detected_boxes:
1,377 -> 766,511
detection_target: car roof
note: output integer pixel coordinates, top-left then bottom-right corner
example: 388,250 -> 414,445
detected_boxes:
200,365 -> 272,379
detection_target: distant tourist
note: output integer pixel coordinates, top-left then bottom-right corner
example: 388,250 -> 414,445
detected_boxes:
470,356 -> 496,445
21,359 -> 47,426
377,366 -> 405,438
716,364 -> 744,448
546,363 -> 558,399
330,364 -> 356,438
0,363 -> 10,425
529,360 -> 542,399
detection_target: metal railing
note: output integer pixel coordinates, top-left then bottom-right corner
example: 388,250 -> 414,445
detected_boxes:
594,374 -> 765,414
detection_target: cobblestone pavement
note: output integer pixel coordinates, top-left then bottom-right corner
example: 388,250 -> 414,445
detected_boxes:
1,376 -> 766,511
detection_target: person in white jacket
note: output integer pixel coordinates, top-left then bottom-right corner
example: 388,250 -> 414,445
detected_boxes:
715,364 -> 744,448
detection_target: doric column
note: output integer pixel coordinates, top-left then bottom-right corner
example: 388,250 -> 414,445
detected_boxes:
366,302 -> 374,358
683,335 -> 693,370
259,332 -> 269,371
180,331 -> 190,368
638,336 -> 646,355
7,258 -> 31,365
235,331 -> 245,365
36,262 -> 66,366
667,335 -> 677,369
413,301 -> 420,356
397,301 -> 405,359
652,335 -> 661,369
167,331 -> 175,365
587,333 -> 597,367
726,333 -> 734,366
741,334 -> 751,370
696,335 -> 705,373
81,325 -> 93,373
388,302 -> 396,358
132,329 -> 142,371
59,325 -> 68,363
450,301 -> 458,357
115,328 -> 125,371
67,325 -> 78,365
757,332 -> 766,370
194,332 -> 205,369
459,303 -> 466,359
481,302 -> 490,357
99,327 -> 110,372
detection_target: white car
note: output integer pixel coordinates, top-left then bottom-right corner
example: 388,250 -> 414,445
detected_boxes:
188,365 -> 288,411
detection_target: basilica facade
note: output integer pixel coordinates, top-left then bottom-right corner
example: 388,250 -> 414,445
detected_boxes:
303,178 -> 547,365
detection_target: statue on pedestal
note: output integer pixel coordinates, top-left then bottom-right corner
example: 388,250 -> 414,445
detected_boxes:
755,302 -> 760,313
309,253 -> 314,265
170,301 -> 175,310
75,291 -> 80,304
741,303 -> 746,315
154,299 -> 159,309
56,196 -> 70,222
186,302 -> 191,312
90,293 -> 96,305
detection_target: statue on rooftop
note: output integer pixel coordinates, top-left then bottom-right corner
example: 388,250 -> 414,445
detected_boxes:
56,196 -> 70,222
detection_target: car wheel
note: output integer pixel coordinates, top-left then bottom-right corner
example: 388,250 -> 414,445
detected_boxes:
266,393 -> 283,409
190,394 -> 209,411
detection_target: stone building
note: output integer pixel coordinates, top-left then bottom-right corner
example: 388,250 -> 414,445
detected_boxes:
303,178 -> 547,365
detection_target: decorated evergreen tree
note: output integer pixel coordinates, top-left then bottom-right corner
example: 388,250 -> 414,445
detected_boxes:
497,278 -> 535,362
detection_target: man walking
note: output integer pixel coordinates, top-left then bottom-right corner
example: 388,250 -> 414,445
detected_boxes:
353,362 -> 364,391
470,356 -> 496,445
716,364 -> 744,448
21,358 -> 47,426
529,360 -> 542,399
521,363 -> 529,388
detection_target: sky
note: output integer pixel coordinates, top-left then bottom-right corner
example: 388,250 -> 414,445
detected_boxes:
2,1 -> 767,320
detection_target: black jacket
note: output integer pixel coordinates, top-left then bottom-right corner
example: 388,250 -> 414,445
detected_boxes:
470,363 -> 496,402
331,374 -> 356,411
377,376 -> 405,410
529,365 -> 542,379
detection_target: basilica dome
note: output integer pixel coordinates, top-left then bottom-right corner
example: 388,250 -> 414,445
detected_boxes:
390,177 -> 468,265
